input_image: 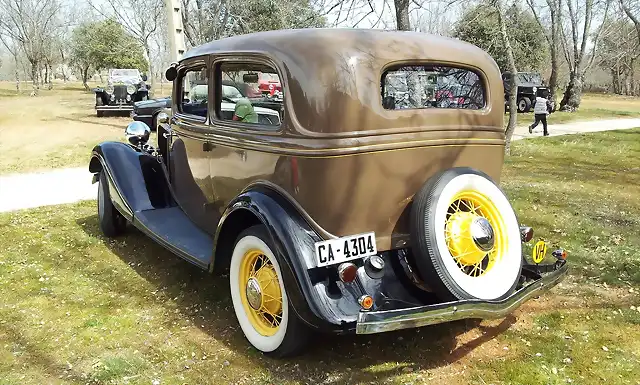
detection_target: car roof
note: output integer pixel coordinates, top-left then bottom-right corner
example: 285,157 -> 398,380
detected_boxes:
181,29 -> 503,136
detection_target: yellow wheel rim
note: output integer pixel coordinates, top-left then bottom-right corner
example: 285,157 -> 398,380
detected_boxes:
445,190 -> 507,277
238,249 -> 283,336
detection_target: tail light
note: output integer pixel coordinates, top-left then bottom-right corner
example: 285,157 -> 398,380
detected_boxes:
338,262 -> 358,283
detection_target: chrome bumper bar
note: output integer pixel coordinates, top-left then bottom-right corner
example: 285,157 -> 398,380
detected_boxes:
96,105 -> 134,111
356,262 -> 568,334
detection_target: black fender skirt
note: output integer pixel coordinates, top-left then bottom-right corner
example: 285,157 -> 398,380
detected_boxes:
215,185 -> 361,334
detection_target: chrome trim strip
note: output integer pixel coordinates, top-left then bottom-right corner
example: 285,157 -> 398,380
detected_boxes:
355,263 -> 568,334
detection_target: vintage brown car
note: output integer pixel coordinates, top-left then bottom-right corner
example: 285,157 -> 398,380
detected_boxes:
89,29 -> 568,357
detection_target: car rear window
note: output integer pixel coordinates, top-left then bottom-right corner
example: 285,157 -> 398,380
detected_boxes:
381,65 -> 485,110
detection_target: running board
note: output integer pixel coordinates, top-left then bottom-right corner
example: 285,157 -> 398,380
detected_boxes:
133,207 -> 213,269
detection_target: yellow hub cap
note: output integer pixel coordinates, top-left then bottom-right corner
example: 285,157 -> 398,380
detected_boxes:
239,249 -> 283,336
445,191 -> 506,277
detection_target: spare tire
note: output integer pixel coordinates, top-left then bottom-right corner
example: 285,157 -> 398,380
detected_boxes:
410,167 -> 523,301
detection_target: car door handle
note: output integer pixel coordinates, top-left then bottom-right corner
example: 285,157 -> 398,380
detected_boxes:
203,142 -> 215,152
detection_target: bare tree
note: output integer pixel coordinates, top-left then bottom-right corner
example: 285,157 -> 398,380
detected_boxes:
598,2 -> 640,94
559,0 -> 611,110
525,0 -> 562,102
91,0 -> 163,95
0,0 -> 63,94
395,0 -> 411,30
0,34 -> 21,91
620,0 -> 640,45
493,0 -> 519,154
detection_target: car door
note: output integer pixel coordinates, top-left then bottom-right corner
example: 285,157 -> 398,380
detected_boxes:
167,57 -> 220,235
204,58 -> 286,217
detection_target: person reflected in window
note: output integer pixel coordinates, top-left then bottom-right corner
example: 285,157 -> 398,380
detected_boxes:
232,98 -> 258,123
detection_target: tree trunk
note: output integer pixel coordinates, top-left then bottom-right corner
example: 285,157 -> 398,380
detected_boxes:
611,68 -> 620,94
13,54 -> 20,92
144,44 -> 155,97
60,48 -> 67,82
495,0 -> 518,155
82,66 -> 90,91
548,0 -> 562,102
30,60 -> 39,95
630,58 -> 635,96
394,0 -> 411,31
548,49 -> 559,101
560,73 -> 583,111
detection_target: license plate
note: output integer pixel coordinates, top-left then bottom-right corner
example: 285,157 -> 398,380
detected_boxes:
315,232 -> 377,267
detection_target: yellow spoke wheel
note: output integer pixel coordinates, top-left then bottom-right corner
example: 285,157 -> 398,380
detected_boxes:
445,191 -> 508,277
230,226 -> 310,357
239,249 -> 283,336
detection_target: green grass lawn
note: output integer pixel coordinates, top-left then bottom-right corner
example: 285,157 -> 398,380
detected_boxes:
0,130 -> 639,384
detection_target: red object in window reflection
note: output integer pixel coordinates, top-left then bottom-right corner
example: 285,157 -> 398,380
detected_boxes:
258,73 -> 281,96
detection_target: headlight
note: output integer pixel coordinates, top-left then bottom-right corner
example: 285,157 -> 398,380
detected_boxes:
106,85 -> 114,94
127,85 -> 136,94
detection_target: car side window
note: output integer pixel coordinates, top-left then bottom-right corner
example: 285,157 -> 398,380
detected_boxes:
382,65 -> 485,110
179,65 -> 209,118
215,61 -> 283,129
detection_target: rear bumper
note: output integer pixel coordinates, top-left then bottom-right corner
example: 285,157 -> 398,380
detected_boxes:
356,261 -> 568,334
96,105 -> 134,111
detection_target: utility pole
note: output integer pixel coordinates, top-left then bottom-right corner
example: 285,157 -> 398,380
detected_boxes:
165,0 -> 187,63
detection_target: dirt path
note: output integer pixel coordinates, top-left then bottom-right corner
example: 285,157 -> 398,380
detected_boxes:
1,117 -> 640,213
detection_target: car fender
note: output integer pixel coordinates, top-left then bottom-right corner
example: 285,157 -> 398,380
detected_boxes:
212,184 -> 360,333
89,141 -> 173,220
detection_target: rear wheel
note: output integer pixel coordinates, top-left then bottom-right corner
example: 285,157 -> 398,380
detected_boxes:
97,171 -> 127,237
410,168 -> 523,301
229,225 -> 310,357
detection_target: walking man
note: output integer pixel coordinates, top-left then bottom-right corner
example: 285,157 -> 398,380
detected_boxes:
528,89 -> 553,136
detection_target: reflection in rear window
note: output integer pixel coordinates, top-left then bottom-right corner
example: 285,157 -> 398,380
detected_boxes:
381,65 -> 485,110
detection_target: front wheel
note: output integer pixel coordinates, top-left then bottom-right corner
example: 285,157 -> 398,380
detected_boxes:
96,96 -> 104,117
229,225 -> 310,357
410,168 -> 523,301
97,171 -> 127,237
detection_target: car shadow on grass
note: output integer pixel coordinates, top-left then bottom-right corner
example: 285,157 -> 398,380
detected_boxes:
77,214 -> 517,383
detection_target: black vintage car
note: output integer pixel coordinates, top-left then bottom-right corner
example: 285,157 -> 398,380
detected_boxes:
131,97 -> 171,130
94,69 -> 150,117
502,72 -> 553,113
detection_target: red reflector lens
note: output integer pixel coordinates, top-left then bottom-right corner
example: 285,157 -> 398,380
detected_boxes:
338,263 -> 358,283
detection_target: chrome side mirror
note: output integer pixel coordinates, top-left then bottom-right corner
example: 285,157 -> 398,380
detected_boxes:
125,121 -> 151,147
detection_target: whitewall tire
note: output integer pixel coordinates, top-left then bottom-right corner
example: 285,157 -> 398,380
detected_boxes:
410,168 -> 523,301
229,225 -> 310,357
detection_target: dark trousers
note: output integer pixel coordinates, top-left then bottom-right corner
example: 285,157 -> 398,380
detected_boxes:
530,114 -> 548,134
